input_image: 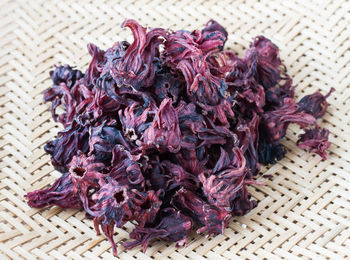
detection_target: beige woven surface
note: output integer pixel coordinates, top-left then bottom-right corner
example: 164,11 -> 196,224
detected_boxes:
1,0 -> 350,259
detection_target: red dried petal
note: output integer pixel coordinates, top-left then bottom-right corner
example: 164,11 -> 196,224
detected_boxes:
25,173 -> 82,209
172,188 -> 231,236
297,127 -> 331,160
143,98 -> 181,152
123,208 -> 192,252
297,88 -> 335,118
262,98 -> 317,144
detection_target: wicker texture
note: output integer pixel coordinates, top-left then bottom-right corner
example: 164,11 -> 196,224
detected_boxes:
1,0 -> 349,259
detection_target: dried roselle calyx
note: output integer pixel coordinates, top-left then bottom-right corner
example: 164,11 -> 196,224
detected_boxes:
160,160 -> 198,190
112,20 -> 165,90
89,123 -> 132,164
85,43 -> 106,87
153,70 -> 186,104
177,58 -> 228,110
235,84 -> 266,115
201,20 -> 228,49
44,119 -> 90,173
50,64 -> 84,88
164,20 -> 227,65
199,148 -> 248,209
25,172 -> 82,209
91,177 -> 135,256
133,190 -> 163,227
68,152 -> 106,214
248,36 -> 282,90
119,101 -> 157,138
264,81 -> 295,110
230,185 -> 258,216
176,102 -> 205,149
261,98 -> 316,144
109,145 -> 144,187
234,114 -> 260,176
172,188 -> 231,236
143,98 -> 181,153
258,126 -> 287,165
297,127 -> 331,160
245,36 -> 295,110
297,88 -> 335,118
123,208 -> 192,252
83,88 -> 121,119
45,65 -> 88,127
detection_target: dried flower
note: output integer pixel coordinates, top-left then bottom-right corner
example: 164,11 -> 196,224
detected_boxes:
26,19 -> 333,255
297,127 -> 331,160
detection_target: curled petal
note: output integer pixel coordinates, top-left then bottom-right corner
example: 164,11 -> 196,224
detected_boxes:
297,127 -> 331,160
25,173 -> 82,209
261,98 -> 316,144
172,188 -> 231,236
123,208 -> 192,252
116,20 -> 165,89
297,88 -> 334,118
143,98 -> 181,152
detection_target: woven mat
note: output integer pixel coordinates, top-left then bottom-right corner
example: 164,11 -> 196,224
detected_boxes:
1,0 -> 350,259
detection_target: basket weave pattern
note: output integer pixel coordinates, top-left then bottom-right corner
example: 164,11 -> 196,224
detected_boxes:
1,0 -> 349,259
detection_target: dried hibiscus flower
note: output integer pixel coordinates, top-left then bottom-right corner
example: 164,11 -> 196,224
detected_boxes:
297,127 -> 331,160
26,19 -> 333,256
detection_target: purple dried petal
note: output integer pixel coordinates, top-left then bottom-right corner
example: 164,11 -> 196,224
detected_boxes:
297,88 -> 334,119
177,58 -> 233,124
91,177 -> 135,255
25,173 -> 82,209
230,185 -> 258,216
89,123 -> 132,164
133,190 -> 162,227
85,43 -> 106,86
176,149 -> 208,175
68,152 -> 106,214
110,145 -> 144,187
201,20 -> 228,48
258,126 -> 287,165
161,160 -> 198,190
261,98 -> 316,144
248,36 -> 282,89
297,127 -> 331,160
172,188 -> 231,236
164,22 -> 227,65
44,65 -> 88,127
44,119 -> 90,173
234,114 -> 260,176
143,98 -> 181,152
123,208 -> 192,252
199,148 -> 248,209
113,20 -> 165,89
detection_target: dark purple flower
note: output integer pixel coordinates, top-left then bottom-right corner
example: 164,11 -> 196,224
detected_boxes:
90,177 -> 134,256
297,88 -> 335,118
143,98 -> 181,153
68,152 -> 106,215
110,20 -> 166,89
123,208 -> 192,252
44,119 -> 90,173
25,173 -> 82,209
44,65 -> 84,127
297,127 -> 331,160
172,188 -> 231,236
199,148 -> 248,209
261,98 -> 316,144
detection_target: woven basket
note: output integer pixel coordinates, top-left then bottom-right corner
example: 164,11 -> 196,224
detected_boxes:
1,0 -> 349,259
